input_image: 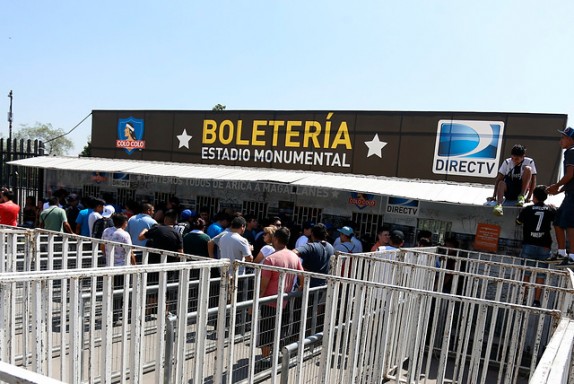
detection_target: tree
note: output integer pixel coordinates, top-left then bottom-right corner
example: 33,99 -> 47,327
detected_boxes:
212,104 -> 226,111
80,137 -> 91,157
14,123 -> 73,156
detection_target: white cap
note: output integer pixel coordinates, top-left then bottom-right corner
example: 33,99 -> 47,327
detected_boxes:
102,205 -> 115,218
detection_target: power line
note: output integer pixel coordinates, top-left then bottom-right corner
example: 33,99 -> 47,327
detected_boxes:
44,112 -> 92,144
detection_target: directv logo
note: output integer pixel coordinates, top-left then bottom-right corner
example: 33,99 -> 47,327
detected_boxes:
432,120 -> 505,178
386,197 -> 419,216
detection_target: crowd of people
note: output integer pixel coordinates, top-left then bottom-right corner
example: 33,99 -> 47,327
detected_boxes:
0,127 -> 570,358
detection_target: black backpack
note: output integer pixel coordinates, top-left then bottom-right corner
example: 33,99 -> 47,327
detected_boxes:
92,217 -> 114,239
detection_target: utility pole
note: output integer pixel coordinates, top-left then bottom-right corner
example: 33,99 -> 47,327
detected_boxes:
7,90 -> 13,189
8,90 -> 13,142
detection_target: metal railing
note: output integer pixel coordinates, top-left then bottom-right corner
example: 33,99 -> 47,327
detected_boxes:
0,226 -> 573,383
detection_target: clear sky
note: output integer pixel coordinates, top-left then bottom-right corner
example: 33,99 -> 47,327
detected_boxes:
0,1 -> 572,156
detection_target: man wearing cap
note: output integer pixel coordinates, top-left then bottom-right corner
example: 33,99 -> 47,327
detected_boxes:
92,205 -> 115,239
379,230 -> 405,250
335,226 -> 357,253
489,144 -> 537,216
333,224 -> 363,253
547,127 -> 574,264
174,209 -> 193,235
40,196 -> 72,233
295,221 -> 314,248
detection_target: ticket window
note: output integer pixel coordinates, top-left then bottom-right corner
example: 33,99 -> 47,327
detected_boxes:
417,218 -> 452,245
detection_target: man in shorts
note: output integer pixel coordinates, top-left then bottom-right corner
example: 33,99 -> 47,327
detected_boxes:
547,127 -> 574,264
490,144 -> 537,216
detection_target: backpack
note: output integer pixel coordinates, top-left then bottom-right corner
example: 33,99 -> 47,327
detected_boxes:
92,217 -> 114,239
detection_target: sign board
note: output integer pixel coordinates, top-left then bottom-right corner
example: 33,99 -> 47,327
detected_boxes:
474,223 -> 501,253
91,110 -> 566,185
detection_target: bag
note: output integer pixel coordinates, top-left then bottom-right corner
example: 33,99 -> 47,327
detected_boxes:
92,217 -> 114,239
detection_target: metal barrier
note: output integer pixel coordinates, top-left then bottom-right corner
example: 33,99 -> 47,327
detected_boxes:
0,227 -> 573,383
530,268 -> 574,384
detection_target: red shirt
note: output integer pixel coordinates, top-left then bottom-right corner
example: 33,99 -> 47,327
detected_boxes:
0,200 -> 20,226
261,248 -> 304,308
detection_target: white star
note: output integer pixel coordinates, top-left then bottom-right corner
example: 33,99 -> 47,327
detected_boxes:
177,129 -> 193,149
364,134 -> 387,158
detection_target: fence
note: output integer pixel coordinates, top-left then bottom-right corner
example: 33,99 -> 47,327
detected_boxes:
0,226 -> 573,383
0,139 -> 44,210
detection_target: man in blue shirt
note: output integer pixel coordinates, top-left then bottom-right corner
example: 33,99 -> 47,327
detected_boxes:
206,211 -> 230,238
75,197 -> 94,237
127,203 -> 157,247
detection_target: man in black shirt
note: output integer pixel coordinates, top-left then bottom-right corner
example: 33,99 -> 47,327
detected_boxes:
294,224 -> 334,287
138,209 -> 183,314
516,185 -> 556,306
139,209 -> 183,261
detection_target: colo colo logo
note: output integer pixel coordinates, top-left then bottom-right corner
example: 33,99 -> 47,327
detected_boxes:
116,117 -> 146,155
432,120 -> 504,178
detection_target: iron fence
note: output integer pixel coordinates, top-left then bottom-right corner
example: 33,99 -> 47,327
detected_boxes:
0,227 -> 572,383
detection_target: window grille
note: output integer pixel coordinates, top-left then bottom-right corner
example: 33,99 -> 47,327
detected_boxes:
116,188 -> 135,207
196,195 -> 220,222
242,201 -> 268,222
82,185 -> 100,199
352,212 -> 384,240
293,206 -> 323,226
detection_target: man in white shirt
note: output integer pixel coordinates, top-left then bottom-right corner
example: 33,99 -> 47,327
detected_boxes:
88,198 -> 105,237
295,221 -> 314,248
101,213 -> 134,267
490,144 -> 537,216
100,213 -> 134,324
218,216 -> 253,275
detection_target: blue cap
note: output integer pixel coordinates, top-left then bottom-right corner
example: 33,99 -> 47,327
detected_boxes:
303,221 -> 315,229
181,209 -> 194,220
338,226 -> 354,237
558,127 -> 574,138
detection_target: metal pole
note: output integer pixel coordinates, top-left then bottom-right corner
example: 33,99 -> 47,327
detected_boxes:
7,91 -> 13,189
7,91 -> 12,142
164,312 -> 177,384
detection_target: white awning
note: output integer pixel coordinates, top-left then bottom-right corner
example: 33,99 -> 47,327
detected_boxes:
9,156 -> 561,207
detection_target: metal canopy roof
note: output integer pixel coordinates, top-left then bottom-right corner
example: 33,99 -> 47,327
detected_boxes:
8,156 -> 549,207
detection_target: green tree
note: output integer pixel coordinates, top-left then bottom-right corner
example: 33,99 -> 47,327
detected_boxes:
212,104 -> 226,111
80,136 -> 91,157
14,123 -> 73,156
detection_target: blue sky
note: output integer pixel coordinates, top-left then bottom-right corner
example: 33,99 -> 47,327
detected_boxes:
0,1 -> 572,155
